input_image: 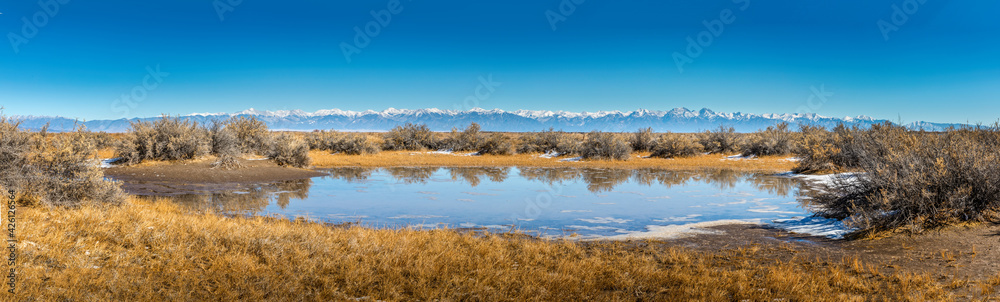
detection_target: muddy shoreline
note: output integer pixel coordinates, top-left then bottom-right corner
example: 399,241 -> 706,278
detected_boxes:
104,158 -> 326,195
671,223 -> 1000,281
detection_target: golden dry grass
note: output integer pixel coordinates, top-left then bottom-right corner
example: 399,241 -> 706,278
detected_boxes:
11,198 -> 976,301
309,150 -> 798,173
95,148 -> 116,159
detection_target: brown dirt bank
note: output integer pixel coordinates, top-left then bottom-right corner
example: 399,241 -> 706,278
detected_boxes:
104,157 -> 325,184
667,223 -> 1000,283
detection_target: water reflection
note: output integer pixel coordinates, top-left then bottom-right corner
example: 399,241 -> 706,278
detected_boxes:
133,179 -> 312,213
320,167 -> 801,196
123,167 -> 817,238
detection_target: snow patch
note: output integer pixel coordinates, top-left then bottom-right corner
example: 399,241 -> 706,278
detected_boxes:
772,216 -> 851,239
598,219 -> 761,240
99,158 -> 119,168
724,154 -> 756,160
558,156 -> 583,162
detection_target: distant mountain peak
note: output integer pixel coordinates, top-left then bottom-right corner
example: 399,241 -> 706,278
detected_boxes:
15,107 -> 962,133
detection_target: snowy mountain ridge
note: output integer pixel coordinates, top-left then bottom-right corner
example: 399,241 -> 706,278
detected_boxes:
13,107 -> 960,133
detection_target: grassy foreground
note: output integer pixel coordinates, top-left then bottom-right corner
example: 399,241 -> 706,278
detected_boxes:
13,198 -> 970,301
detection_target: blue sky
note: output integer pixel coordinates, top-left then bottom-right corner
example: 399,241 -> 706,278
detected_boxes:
1,0 -> 998,124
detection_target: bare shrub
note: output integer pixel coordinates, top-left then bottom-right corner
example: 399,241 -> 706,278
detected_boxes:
335,133 -> 382,155
477,133 -> 514,155
742,122 -> 796,156
815,123 -> 1000,234
793,124 -> 866,173
629,127 -> 656,152
209,121 -> 243,170
226,116 -> 272,155
268,133 -> 311,168
441,123 -> 483,152
115,116 -> 209,165
517,129 -> 581,155
383,123 -> 438,151
0,114 -> 123,206
650,133 -> 704,158
90,131 -> 119,150
580,131 -> 632,161
699,125 -> 743,154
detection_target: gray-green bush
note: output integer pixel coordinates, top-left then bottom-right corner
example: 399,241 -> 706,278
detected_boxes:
629,127 -> 656,152
0,115 -> 122,206
268,133 -> 311,168
814,123 -> 1000,235
517,129 -> 582,155
742,123 -> 796,156
699,126 -> 743,154
580,131 -> 632,161
650,133 -> 704,158
383,123 -> 438,151
115,116 -> 209,165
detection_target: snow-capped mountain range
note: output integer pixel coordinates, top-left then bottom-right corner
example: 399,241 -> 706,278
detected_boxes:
13,107 -> 961,133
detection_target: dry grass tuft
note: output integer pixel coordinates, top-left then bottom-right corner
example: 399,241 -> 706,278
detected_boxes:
14,198 -> 958,301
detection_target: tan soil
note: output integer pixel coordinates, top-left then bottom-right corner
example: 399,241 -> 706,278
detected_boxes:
104,158 -> 325,195
665,224 -> 1000,282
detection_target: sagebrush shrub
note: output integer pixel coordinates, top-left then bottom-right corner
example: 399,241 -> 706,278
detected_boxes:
335,133 -> 382,155
383,123 -> 438,151
441,123 -> 483,152
629,127 -> 656,152
650,133 -> 704,158
209,121 -> 243,170
517,129 -> 581,155
699,125 -> 742,154
115,116 -> 209,165
226,116 -> 272,155
0,115 -> 122,206
580,131 -> 632,160
814,123 -> 1000,234
477,133 -> 514,155
268,133 -> 311,168
742,122 -> 796,156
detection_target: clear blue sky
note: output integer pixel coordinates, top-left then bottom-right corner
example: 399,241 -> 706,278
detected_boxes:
1,0 -> 998,124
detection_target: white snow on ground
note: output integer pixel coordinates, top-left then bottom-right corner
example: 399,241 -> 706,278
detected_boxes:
772,216 -> 851,239
723,154 -> 756,160
777,172 -> 864,188
537,151 -> 561,158
427,150 -> 479,156
597,219 -> 761,240
558,156 -> 583,162
98,158 -> 119,168
781,157 -> 802,162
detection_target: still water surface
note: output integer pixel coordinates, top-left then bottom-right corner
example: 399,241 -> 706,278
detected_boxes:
131,167 -> 823,238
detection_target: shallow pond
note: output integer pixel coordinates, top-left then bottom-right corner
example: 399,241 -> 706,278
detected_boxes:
125,167 -> 842,239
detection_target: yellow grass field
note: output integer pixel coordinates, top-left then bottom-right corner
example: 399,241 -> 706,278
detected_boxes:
13,198 -> 974,301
